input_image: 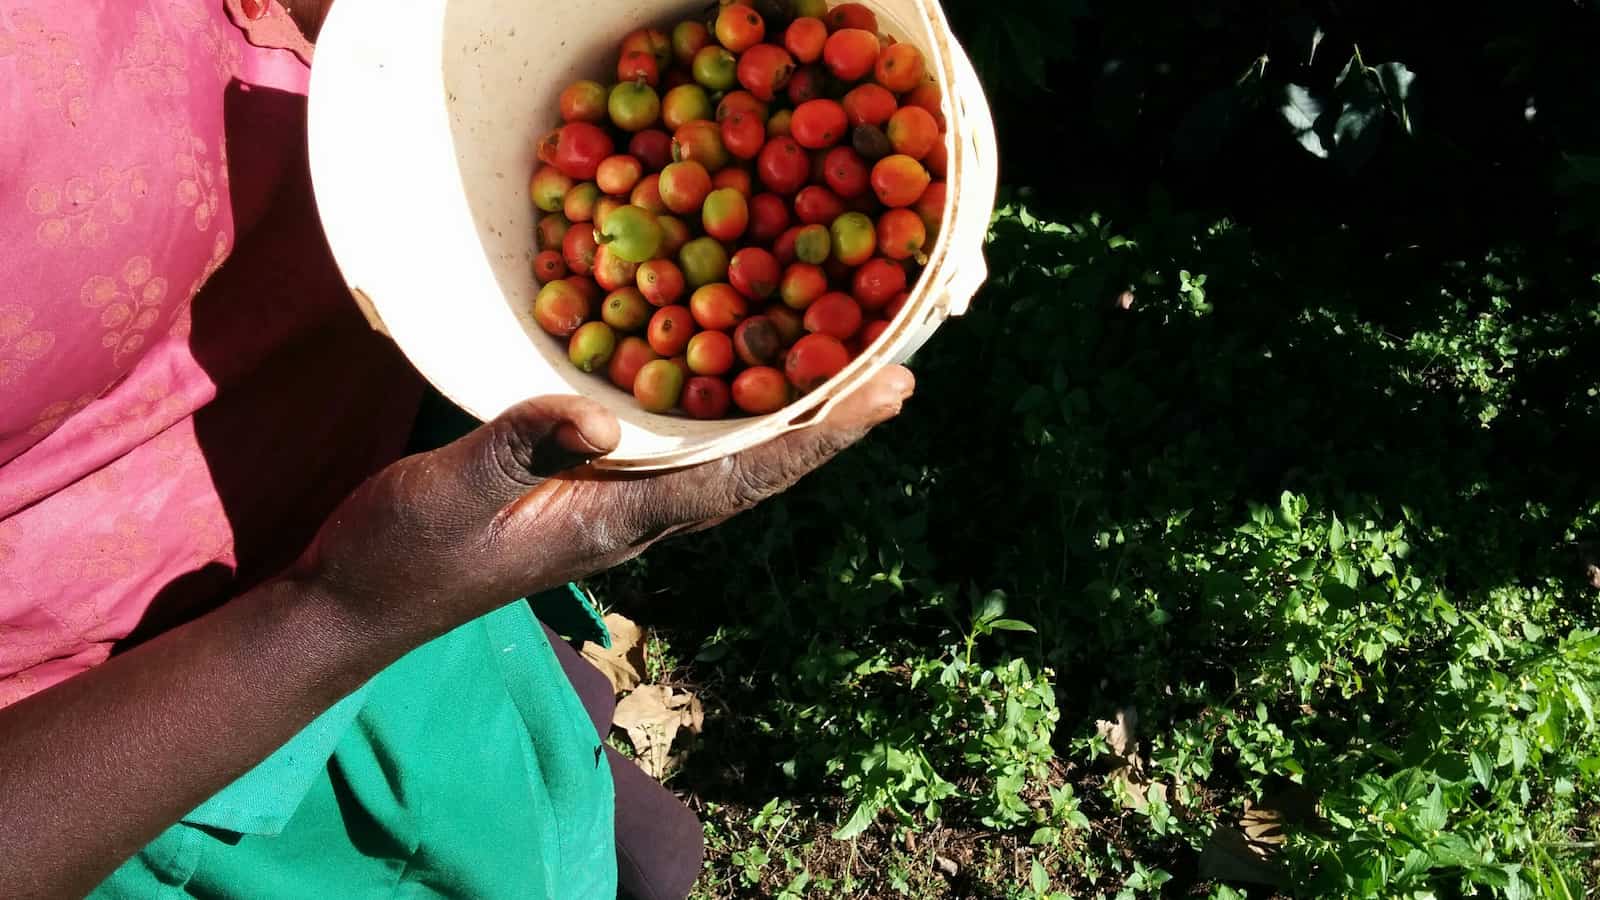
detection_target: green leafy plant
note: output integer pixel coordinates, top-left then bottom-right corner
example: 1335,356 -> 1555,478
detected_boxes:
596,3 -> 1600,896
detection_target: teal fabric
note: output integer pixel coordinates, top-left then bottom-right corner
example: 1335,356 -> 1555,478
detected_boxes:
179,686 -> 371,837
94,600 -> 617,899
530,583 -> 611,650
94,391 -> 618,897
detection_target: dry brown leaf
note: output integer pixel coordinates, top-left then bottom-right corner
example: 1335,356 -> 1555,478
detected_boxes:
1197,786 -> 1319,887
613,684 -> 703,778
1094,706 -> 1139,761
1110,759 -> 1168,811
1199,824 -> 1284,886
580,613 -> 647,695
1097,706 -> 1160,810
1240,799 -> 1288,847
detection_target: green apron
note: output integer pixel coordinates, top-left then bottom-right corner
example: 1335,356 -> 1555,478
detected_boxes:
94,393 -> 618,898
93,594 -> 616,899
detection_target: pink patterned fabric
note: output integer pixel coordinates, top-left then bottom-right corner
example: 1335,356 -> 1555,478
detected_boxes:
0,2 -> 423,707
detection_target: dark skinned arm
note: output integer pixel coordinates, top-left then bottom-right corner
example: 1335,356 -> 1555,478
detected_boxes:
0,372 -> 915,899
3,7 -> 909,894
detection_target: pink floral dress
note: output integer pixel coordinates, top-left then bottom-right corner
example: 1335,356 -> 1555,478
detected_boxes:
0,0 -> 421,705
1,5 -> 619,897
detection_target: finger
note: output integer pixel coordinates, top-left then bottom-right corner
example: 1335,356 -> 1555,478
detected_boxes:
661,365 -> 915,525
432,395 -> 621,515
753,362 -> 914,471
808,364 -> 915,434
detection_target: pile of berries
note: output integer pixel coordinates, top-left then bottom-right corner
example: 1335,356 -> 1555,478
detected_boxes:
530,0 -> 946,418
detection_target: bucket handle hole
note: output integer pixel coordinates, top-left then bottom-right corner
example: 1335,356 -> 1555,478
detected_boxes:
786,399 -> 828,428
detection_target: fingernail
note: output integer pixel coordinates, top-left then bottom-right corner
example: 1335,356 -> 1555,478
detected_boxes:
555,422 -> 606,456
241,0 -> 267,20
884,367 -> 915,399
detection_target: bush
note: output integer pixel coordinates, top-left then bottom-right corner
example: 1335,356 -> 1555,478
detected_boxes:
596,3 -> 1600,896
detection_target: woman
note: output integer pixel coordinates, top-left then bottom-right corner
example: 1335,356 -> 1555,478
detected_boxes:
0,1 -> 914,897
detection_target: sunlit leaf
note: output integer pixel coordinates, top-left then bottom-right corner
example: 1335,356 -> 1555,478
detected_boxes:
989,618 -> 1038,633
1375,61 -> 1417,133
1471,749 -> 1494,789
1282,84 -> 1328,158
832,798 -> 881,840
1331,101 -> 1385,171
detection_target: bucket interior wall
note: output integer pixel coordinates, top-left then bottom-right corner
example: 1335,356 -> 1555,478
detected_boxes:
440,0 -> 935,453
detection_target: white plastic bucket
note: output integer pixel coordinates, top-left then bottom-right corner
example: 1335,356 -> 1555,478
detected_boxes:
307,0 -> 998,471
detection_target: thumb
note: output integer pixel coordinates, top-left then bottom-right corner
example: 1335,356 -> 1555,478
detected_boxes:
647,365 -> 914,529
435,395 -> 622,513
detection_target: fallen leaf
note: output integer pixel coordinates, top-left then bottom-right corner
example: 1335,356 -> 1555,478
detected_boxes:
934,855 -> 959,878
1094,706 -> 1139,761
1097,706 -> 1158,809
1199,823 -> 1284,886
613,684 -> 704,778
1240,799 -> 1288,847
1197,786 -> 1319,887
580,613 -> 647,694
1111,762 -> 1166,811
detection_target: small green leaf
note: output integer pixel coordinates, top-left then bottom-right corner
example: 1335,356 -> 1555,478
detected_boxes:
1329,515 -> 1347,552
1334,53 -> 1359,90
1375,61 -> 1417,133
1031,860 -> 1050,895
1331,100 -> 1385,171
1415,784 -> 1447,831
1505,866 -> 1527,900
1569,679 -> 1595,724
832,799 -> 880,840
1289,655 -> 1314,684
1280,85 -> 1318,131
978,590 -> 1008,622
989,618 -> 1038,634
1278,491 -> 1302,530
1281,84 -> 1328,158
1431,832 -> 1480,867
1470,750 -> 1494,789
1478,865 -> 1511,888
1399,848 -> 1431,881
1510,734 -> 1529,773
1331,558 -> 1360,587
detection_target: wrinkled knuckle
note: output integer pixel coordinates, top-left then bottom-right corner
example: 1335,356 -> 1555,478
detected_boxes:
489,417 -> 545,489
726,454 -> 789,511
610,479 -> 670,545
811,428 -> 856,465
